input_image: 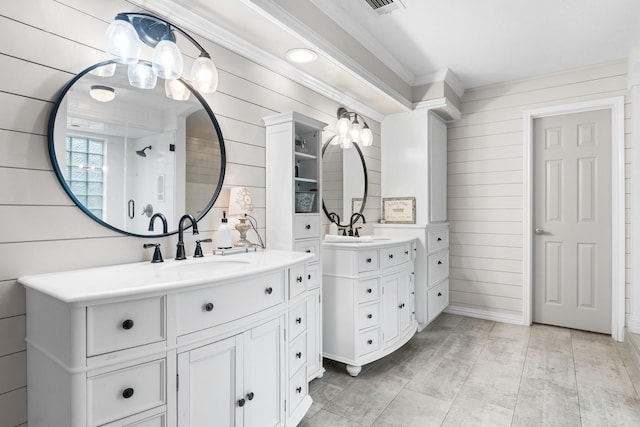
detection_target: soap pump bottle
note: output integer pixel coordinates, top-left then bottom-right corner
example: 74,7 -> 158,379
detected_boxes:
217,211 -> 232,249
328,222 -> 338,236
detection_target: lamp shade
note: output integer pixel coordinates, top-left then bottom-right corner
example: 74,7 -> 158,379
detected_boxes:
191,55 -> 219,93
152,39 -> 183,79
128,62 -> 157,89
228,186 -> 254,216
336,117 -> 350,137
360,125 -> 373,147
104,18 -> 140,64
165,79 -> 190,101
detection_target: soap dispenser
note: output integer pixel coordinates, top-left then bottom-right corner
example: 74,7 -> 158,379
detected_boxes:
217,211 -> 232,249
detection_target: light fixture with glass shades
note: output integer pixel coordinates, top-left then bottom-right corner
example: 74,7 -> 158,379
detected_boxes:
333,107 -> 373,149
104,12 -> 219,95
228,186 -> 255,247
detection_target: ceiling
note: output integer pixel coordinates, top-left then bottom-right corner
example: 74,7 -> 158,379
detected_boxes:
138,0 -> 640,119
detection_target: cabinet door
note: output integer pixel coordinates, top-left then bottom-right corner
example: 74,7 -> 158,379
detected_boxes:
381,274 -> 400,347
243,317 -> 284,427
306,288 -> 322,380
177,336 -> 241,427
398,270 -> 414,335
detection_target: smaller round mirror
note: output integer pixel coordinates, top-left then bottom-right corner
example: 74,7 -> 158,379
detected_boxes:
322,140 -> 368,227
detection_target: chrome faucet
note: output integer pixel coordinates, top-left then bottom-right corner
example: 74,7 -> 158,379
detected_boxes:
348,212 -> 366,236
148,212 -> 168,234
176,214 -> 199,260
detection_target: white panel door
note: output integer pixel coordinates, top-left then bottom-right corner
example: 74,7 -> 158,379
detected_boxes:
533,110 -> 611,333
381,273 -> 400,347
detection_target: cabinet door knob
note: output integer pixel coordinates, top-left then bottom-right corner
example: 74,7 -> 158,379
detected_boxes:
389,254 -> 394,259
438,292 -> 442,297
246,392 -> 254,401
296,352 -> 302,359
437,237 -> 442,242
305,249 -> 311,253
398,303 -> 405,309
122,319 -> 134,330
367,314 -> 373,319
366,288 -> 372,294
122,388 -> 134,399
238,398 -> 246,407
367,339 -> 373,345
204,303 -> 214,312
308,274 -> 311,280
404,251 -> 409,255
366,257 -> 372,263
296,386 -> 302,394
437,260 -> 443,265
297,276 -> 303,283
296,317 -> 302,324
305,224 -> 311,230
265,287 -> 273,295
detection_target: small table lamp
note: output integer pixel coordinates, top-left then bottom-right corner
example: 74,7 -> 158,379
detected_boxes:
228,186 -> 255,247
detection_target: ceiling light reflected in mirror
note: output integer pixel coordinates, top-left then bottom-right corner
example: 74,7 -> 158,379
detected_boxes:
286,48 -> 318,63
89,85 -> 115,102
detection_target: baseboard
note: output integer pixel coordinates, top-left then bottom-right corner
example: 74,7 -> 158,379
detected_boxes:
444,305 -> 526,326
627,316 -> 640,334
622,328 -> 640,391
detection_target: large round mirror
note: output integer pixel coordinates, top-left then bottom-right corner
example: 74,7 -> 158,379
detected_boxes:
48,60 -> 225,237
322,140 -> 368,227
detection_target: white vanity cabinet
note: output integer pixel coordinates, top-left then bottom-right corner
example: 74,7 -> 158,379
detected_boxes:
322,238 -> 417,376
264,111 -> 327,382
19,250 -> 314,427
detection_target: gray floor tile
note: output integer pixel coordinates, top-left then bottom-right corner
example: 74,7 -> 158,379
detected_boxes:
522,347 -> 577,388
512,377 -> 581,427
371,389 -> 450,427
443,395 -> 514,427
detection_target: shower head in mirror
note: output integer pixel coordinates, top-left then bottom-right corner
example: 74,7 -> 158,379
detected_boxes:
136,145 -> 152,157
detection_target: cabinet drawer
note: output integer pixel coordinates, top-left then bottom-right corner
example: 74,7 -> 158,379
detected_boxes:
295,239 -> 320,263
101,409 -> 166,427
427,228 -> 449,253
87,296 -> 165,357
380,243 -> 412,269
289,333 -> 307,377
357,328 -> 381,356
288,301 -> 307,341
428,279 -> 449,323
177,271 -> 284,335
289,263 -> 307,300
427,249 -> 449,287
357,302 -> 380,330
288,365 -> 308,416
357,249 -> 378,273
294,215 -> 320,239
88,358 -> 166,426
357,278 -> 380,303
306,263 -> 320,289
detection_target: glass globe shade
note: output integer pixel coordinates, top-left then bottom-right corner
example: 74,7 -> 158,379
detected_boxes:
104,19 -> 140,64
360,126 -> 373,147
165,79 -> 190,101
128,62 -> 157,89
191,56 -> 219,93
152,40 -> 183,79
349,124 -> 361,144
336,117 -> 350,137
339,136 -> 352,149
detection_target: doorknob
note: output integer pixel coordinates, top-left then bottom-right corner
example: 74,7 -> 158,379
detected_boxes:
534,227 -> 544,235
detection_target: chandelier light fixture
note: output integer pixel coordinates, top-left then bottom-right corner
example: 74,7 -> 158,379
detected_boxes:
104,12 -> 219,95
333,107 -> 373,149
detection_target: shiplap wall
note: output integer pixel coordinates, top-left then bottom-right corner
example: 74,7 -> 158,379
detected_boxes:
447,60 -> 631,323
0,0 -> 381,425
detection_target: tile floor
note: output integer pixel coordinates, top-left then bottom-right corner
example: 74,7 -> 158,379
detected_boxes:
300,314 -> 640,426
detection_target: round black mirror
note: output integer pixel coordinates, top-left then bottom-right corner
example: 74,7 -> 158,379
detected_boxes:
48,60 -> 225,237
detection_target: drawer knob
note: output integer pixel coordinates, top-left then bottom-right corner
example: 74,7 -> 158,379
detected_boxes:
404,250 -> 409,255
366,288 -> 372,294
305,224 -> 311,230
398,303 -> 405,309
122,388 -> 134,399
296,352 -> 302,359
246,392 -> 254,401
367,314 -> 373,319
296,317 -> 303,324
389,254 -> 394,259
366,257 -> 372,263
204,303 -> 214,312
438,292 -> 442,297
265,287 -> 273,295
296,386 -> 302,394
122,319 -> 134,330
367,339 -> 373,345
238,398 -> 246,407
297,276 -> 303,283
308,274 -> 311,280
305,249 -> 311,253
437,237 -> 442,242
437,260 -> 443,265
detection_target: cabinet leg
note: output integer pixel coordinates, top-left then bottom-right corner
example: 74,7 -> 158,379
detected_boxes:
346,365 -> 362,377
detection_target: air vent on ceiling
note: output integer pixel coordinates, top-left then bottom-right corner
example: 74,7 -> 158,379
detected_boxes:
364,0 -> 405,15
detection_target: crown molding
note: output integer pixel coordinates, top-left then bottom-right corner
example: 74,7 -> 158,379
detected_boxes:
131,0 -> 392,122
413,97 -> 462,122
414,68 -> 465,98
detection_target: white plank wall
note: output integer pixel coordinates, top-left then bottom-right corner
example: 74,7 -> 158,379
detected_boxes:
0,0 -> 382,425
447,60 -> 631,323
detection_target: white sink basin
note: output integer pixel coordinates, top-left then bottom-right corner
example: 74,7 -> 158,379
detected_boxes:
162,257 -> 251,274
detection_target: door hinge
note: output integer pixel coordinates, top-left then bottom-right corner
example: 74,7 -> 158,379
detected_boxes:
176,373 -> 179,392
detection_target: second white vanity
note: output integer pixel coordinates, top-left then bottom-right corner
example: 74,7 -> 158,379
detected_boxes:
19,250 -> 315,427
322,237 -> 417,376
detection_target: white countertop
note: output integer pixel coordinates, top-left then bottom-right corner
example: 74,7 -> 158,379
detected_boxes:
322,236 -> 415,249
18,249 -> 313,304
